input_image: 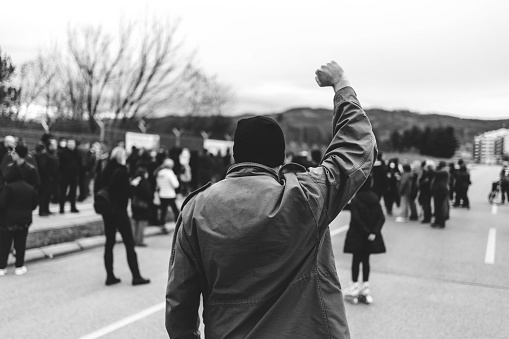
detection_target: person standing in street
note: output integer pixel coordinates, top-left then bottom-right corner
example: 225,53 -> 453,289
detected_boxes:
431,161 -> 450,228
36,136 -> 59,216
396,164 -> 413,222
453,163 -> 471,209
0,165 -> 38,276
343,176 -> 386,304
98,147 -> 150,286
371,152 -> 388,201
500,161 -> 509,204
58,138 -> 80,214
166,60 -> 376,339
418,160 -> 434,224
156,158 -> 180,230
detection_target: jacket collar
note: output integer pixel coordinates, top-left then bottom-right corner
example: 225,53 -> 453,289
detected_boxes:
226,162 -> 279,181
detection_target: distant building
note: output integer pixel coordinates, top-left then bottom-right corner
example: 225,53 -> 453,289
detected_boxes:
473,128 -> 509,164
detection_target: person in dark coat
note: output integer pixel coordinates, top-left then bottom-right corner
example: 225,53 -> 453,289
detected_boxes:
418,160 -> 434,223
343,176 -> 386,303
58,138 -> 80,213
130,167 -> 153,247
35,137 -> 59,216
383,158 -> 401,215
0,165 -> 38,276
431,161 -> 450,228
98,146 -> 150,286
371,152 -> 388,200
3,145 -> 40,191
453,164 -> 471,209
501,162 -> 509,204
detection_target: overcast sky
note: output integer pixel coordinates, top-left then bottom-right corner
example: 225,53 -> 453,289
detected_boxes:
1,0 -> 508,119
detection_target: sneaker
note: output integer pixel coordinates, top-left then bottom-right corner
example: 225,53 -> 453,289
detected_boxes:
360,282 -> 374,303
70,208 -> 80,213
0,269 -> 6,276
105,276 -> 121,286
395,217 -> 406,223
343,281 -> 361,304
15,266 -> 27,275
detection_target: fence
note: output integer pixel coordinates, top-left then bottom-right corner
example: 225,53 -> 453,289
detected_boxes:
0,126 -> 204,151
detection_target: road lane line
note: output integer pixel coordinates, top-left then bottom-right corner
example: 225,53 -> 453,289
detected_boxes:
330,225 -> 349,237
485,228 -> 496,264
491,205 -> 498,215
78,302 -> 165,339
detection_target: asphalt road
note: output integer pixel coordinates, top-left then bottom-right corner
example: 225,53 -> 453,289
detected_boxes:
1,165 -> 508,339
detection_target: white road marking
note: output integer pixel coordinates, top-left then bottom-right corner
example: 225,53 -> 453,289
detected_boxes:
78,302 -> 165,339
491,205 -> 498,215
485,228 -> 497,265
330,225 -> 349,237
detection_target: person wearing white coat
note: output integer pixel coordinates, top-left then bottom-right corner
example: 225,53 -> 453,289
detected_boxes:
156,158 -> 180,226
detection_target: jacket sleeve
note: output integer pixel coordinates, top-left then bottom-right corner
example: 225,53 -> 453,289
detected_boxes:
0,185 -> 10,210
170,171 -> 180,189
299,87 -> 377,227
372,205 -> 385,234
166,216 -> 201,339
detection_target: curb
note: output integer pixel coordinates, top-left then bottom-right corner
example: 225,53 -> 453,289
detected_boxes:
7,223 -> 176,266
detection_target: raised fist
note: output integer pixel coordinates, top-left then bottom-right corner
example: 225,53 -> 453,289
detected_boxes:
315,61 -> 349,90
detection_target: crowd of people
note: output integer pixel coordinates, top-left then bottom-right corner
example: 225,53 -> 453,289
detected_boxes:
0,132 -> 235,279
371,153 -> 472,229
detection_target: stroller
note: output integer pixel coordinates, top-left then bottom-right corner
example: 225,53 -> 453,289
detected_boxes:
488,180 -> 503,205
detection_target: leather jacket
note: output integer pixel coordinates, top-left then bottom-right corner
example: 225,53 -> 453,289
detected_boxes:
166,86 -> 377,339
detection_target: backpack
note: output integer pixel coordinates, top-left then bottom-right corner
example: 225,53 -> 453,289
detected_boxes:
93,188 -> 111,214
93,168 -> 119,215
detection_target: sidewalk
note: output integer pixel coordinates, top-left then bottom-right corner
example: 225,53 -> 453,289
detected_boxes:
7,197 -> 180,266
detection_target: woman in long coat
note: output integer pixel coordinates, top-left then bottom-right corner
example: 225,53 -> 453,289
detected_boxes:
99,147 -> 150,286
343,176 -> 386,303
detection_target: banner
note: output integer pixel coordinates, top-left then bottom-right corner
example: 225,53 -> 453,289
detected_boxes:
204,139 -> 233,156
125,132 -> 160,152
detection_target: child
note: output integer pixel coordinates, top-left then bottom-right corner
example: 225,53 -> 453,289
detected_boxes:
343,176 -> 386,304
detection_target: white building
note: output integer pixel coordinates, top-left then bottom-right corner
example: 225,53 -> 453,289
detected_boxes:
473,128 -> 509,164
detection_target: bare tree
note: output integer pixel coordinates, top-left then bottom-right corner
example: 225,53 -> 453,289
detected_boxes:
67,24 -> 128,131
181,65 -> 234,116
109,17 -> 192,125
15,51 -> 58,120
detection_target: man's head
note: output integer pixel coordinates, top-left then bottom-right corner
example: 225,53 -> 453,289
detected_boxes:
67,139 -> 76,150
233,116 -> 285,168
3,135 -> 16,151
12,144 -> 28,164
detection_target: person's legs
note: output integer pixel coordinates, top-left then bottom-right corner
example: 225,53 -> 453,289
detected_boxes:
433,193 -> 447,227
501,183 -> 509,203
351,253 -> 362,282
59,175 -> 69,212
0,232 -> 14,269
409,197 -> 418,220
362,253 -> 371,282
422,196 -> 432,222
137,220 -> 147,245
115,211 -> 141,279
168,199 -> 180,222
13,229 -> 29,268
159,198 -> 170,226
69,173 -> 79,211
102,214 -> 119,284
384,193 -> 394,215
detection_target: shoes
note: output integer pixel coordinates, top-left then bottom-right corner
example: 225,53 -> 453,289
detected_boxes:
421,220 -> 431,224
15,266 -> 27,275
105,276 -> 121,286
70,208 -> 80,213
359,281 -> 374,304
0,268 -> 6,276
161,228 -> 169,235
395,217 -> 406,223
39,212 -> 50,217
431,223 -> 445,229
132,277 -> 151,286
409,217 -> 418,221
59,210 -> 65,214
136,243 -> 148,247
